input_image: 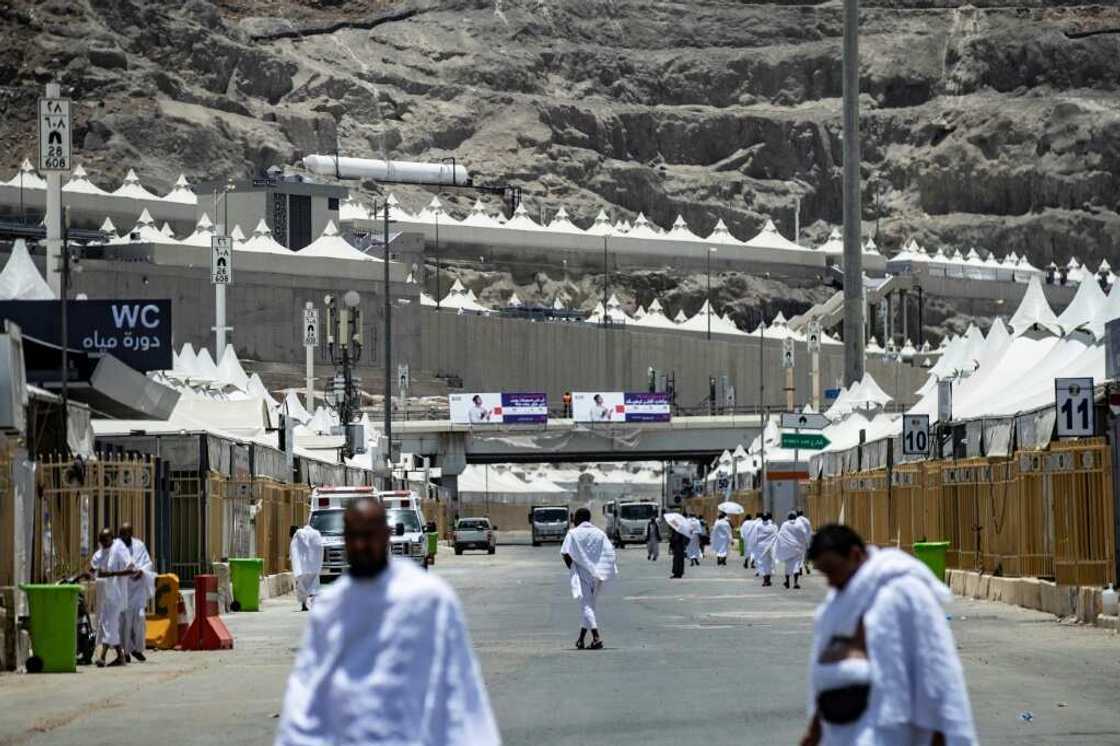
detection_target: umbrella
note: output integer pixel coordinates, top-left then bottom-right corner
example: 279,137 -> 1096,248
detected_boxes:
662,512 -> 692,536
718,501 -> 744,515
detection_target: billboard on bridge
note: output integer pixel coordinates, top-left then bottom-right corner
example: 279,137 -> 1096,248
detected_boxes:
449,392 -> 548,424
572,391 -> 671,423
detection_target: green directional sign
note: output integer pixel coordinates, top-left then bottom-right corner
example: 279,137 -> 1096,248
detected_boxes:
781,432 -> 831,450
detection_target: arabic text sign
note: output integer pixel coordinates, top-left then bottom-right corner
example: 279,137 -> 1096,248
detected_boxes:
572,391 -> 671,423
0,299 -> 173,372
211,236 -> 232,285
449,392 -> 548,424
39,97 -> 71,172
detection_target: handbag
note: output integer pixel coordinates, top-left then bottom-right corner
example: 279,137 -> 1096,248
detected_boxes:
815,619 -> 871,725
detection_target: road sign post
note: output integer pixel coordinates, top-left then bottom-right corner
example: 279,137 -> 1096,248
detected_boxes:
303,302 -> 319,409
40,83 -> 71,297
397,363 -> 410,411
1055,377 -> 1095,438
902,414 -> 930,456
211,236 -> 233,361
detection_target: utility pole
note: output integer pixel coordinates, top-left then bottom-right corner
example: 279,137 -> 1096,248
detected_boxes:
794,195 -> 801,246
59,208 -> 70,440
383,201 -> 393,471
758,317 -> 768,511
602,233 -> 609,326
706,246 -> 716,340
43,82 -> 66,297
842,0 -> 865,385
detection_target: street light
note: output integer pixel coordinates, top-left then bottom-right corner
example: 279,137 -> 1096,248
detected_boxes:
602,230 -> 610,328
706,246 -> 717,340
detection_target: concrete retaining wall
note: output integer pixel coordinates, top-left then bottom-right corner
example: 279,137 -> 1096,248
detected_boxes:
947,569 -> 1114,631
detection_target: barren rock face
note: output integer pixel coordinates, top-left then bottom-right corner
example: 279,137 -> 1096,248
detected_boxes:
3,0 -> 1117,334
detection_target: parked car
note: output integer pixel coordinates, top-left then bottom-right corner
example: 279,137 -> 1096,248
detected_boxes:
454,517 -> 496,555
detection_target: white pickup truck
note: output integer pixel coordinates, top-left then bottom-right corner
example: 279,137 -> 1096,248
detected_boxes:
453,517 -> 496,555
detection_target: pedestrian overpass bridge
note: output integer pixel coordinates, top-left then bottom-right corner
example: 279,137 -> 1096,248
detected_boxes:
394,415 -> 764,491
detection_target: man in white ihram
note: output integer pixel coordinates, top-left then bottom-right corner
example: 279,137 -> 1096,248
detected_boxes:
801,524 -> 976,746
276,499 -> 499,745
88,528 -> 133,667
753,513 -> 779,586
561,507 -> 617,650
289,522 -> 324,611
686,513 -> 703,566
119,523 -> 155,662
774,512 -> 810,589
710,511 -> 733,566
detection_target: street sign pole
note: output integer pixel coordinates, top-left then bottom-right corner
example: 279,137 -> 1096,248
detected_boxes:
211,236 -> 233,361
303,301 -> 319,409
809,320 -> 822,411
40,82 -> 71,297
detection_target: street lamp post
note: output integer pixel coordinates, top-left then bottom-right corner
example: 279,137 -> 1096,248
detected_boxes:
758,314 -> 768,511
602,233 -> 609,327
383,201 -> 393,473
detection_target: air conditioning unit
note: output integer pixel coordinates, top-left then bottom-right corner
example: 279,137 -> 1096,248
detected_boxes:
0,322 -> 28,434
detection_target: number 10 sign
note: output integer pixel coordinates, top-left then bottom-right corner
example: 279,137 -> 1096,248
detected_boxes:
1055,377 -> 1094,438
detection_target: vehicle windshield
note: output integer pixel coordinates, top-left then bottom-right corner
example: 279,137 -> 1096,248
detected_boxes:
387,509 -> 423,533
532,508 -> 568,522
620,504 -> 658,521
457,519 -> 490,530
309,510 -> 345,536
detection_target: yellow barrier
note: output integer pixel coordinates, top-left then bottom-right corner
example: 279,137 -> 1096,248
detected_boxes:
146,573 -> 180,650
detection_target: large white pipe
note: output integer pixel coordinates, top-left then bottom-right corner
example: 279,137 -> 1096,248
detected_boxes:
302,154 -> 470,186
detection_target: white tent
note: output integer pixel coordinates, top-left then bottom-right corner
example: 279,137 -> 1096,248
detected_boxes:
217,345 -> 251,391
239,219 -> 291,255
0,239 -> 55,300
461,199 -> 503,229
1008,276 -> 1062,337
163,174 -> 197,204
677,300 -> 744,336
112,169 -> 160,200
283,389 -> 313,424
298,220 -> 377,262
744,219 -> 803,252
63,164 -> 108,196
5,159 -> 45,189
1056,273 -> 1106,336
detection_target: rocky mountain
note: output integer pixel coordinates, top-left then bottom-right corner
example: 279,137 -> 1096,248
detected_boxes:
3,0 -> 1118,333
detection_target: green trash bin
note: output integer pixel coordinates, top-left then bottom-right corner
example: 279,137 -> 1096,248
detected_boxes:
228,558 -> 263,612
913,541 -> 950,583
427,531 -> 439,562
20,584 -> 80,673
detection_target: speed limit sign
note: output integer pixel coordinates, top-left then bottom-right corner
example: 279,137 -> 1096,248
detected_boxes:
902,414 -> 930,456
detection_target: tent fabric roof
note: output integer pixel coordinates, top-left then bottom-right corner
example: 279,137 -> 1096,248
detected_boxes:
298,220 -> 378,262
1008,276 -> 1062,337
0,239 -> 55,300
240,219 -> 293,255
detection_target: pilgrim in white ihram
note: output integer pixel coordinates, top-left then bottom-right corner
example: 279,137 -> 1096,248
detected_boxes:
561,509 -> 617,650
290,523 -> 324,610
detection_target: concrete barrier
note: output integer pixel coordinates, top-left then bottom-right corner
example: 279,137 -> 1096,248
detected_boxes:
946,569 -> 1107,627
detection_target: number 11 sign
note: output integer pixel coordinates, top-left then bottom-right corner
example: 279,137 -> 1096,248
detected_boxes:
1055,377 -> 1094,438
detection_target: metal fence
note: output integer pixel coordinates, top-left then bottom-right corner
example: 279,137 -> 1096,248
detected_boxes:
33,455 -> 155,583
804,438 -> 1115,586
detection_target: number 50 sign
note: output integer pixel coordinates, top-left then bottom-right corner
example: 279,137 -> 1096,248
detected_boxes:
1055,377 -> 1094,438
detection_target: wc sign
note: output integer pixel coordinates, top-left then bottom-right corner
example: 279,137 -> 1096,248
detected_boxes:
39,97 -> 72,172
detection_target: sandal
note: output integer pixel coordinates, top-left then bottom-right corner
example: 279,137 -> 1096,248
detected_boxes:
589,639 -> 604,650
107,657 -> 126,667
575,639 -> 586,650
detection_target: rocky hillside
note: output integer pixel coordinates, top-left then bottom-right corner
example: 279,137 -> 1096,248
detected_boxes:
3,0 -> 1118,331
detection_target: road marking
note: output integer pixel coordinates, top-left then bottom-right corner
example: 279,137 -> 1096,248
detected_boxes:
707,610 -> 815,620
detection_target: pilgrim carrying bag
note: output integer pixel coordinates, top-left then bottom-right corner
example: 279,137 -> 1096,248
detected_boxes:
816,619 -> 871,725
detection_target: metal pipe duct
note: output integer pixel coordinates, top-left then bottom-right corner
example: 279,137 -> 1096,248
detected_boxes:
302,155 -> 470,186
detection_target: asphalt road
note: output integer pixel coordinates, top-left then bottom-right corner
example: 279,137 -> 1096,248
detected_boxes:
1,545 -> 1118,745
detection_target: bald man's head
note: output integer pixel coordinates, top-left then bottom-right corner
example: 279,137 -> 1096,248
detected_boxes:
119,522 -> 133,546
98,528 -> 114,549
344,498 -> 390,578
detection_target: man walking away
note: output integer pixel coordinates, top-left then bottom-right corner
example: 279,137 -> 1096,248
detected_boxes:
276,499 -> 499,745
774,512 -> 808,589
669,518 -> 689,579
646,514 -> 661,561
711,512 -> 732,566
800,524 -> 976,746
797,510 -> 813,575
88,528 -> 133,667
561,508 -> 618,650
739,513 -> 754,568
753,514 -> 778,586
119,523 -> 155,661
686,514 -> 702,566
290,522 -> 324,611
